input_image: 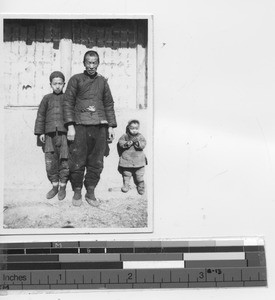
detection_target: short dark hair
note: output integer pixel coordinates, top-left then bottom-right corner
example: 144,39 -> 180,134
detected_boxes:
128,119 -> 140,127
49,71 -> 65,83
83,50 -> 100,64
126,119 -> 140,134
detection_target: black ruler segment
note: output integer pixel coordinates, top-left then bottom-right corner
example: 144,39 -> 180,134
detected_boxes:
0,240 -> 267,290
26,249 -> 51,254
50,248 -> 79,254
80,248 -> 105,254
1,249 -> 25,255
135,247 -> 162,253
107,248 -> 134,253
185,260 -> 247,268
215,246 -> 244,252
162,247 -> 189,253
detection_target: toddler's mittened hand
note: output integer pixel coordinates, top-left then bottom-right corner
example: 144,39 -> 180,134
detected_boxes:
134,141 -> 140,147
127,141 -> 133,147
39,134 -> 45,143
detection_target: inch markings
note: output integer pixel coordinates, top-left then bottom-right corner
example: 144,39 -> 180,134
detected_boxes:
0,266 -> 267,289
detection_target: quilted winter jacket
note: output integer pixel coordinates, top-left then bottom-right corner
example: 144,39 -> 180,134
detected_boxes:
34,93 -> 67,135
63,71 -> 117,127
118,133 -> 147,168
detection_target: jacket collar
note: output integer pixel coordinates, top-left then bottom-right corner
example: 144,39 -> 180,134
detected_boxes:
53,91 -> 63,95
84,70 -> 98,79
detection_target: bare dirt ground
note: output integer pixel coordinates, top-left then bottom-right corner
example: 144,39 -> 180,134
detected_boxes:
4,186 -> 148,229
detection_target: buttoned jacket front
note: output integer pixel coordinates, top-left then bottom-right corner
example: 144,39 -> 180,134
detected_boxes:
63,71 -> 117,127
34,92 -> 67,135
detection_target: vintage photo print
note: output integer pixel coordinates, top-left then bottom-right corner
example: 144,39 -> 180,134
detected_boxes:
0,15 -> 153,234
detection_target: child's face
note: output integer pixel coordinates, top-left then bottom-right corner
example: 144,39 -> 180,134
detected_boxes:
128,123 -> 139,135
84,55 -> 99,76
50,77 -> 65,94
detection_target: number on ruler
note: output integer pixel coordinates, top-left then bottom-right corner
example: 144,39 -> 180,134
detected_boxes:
128,273 -> 133,280
199,272 -> 204,279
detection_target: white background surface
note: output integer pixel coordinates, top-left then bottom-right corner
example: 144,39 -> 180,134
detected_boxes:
1,0 -> 275,299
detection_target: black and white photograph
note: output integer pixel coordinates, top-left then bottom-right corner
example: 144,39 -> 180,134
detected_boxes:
2,0 -> 275,299
1,16 -> 153,233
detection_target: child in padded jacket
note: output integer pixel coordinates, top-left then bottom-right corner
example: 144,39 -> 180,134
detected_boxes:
34,71 -> 69,201
117,119 -> 147,195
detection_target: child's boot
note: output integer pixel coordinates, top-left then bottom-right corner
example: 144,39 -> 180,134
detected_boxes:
58,183 -> 66,201
85,186 -> 100,207
121,177 -> 130,193
137,181 -> 145,195
46,182 -> 59,199
72,187 -> 82,206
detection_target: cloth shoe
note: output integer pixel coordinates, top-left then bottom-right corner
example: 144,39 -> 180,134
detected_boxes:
121,183 -> 130,193
46,185 -> 59,199
85,187 -> 100,207
72,188 -> 82,206
137,181 -> 145,195
58,185 -> 66,201
121,176 -> 130,193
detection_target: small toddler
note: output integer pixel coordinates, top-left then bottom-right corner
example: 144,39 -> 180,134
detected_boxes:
117,120 -> 147,195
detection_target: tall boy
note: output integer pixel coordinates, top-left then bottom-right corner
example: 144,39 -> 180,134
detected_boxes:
64,50 -> 117,207
34,71 -> 69,200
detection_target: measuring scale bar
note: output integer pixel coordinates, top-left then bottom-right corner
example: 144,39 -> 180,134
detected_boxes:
0,239 -> 267,290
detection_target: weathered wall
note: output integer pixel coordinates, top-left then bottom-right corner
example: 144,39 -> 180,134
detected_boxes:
3,19 -> 148,109
4,41 -> 144,109
4,41 -> 61,106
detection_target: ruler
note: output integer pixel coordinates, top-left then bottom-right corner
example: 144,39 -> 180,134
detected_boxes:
0,239 -> 267,290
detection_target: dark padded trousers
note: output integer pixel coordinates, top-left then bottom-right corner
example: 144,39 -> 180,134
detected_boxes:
45,134 -> 69,184
119,166 -> 145,186
68,124 -> 107,190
